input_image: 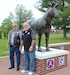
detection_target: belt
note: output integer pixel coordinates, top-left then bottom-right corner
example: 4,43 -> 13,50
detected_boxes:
10,45 -> 19,47
10,45 -> 15,46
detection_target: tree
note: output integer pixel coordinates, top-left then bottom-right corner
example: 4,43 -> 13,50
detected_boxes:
36,0 -> 70,11
53,5 -> 70,38
2,18 -> 12,38
53,5 -> 70,26
36,0 -> 70,39
9,12 -> 15,23
9,4 -> 33,29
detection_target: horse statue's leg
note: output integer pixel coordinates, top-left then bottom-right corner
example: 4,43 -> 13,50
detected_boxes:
45,26 -> 51,51
45,31 -> 49,51
38,30 -> 42,51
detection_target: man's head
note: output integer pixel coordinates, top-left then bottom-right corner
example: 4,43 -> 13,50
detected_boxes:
12,23 -> 17,30
23,22 -> 30,31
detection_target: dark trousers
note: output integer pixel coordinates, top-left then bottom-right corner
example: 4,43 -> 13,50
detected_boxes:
9,45 -> 20,68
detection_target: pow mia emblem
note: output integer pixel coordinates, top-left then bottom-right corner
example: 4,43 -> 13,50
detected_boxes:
59,56 -> 64,66
27,32 -> 30,34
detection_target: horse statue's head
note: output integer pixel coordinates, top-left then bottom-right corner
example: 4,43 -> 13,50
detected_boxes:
44,2 -> 59,20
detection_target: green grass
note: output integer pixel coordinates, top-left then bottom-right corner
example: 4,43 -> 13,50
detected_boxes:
0,34 -> 70,56
0,38 -> 9,56
49,34 -> 70,43
36,34 -> 70,46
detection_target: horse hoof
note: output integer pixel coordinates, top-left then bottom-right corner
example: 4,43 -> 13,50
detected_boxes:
46,50 -> 49,51
38,48 -> 42,52
38,50 -> 41,52
46,48 -> 49,51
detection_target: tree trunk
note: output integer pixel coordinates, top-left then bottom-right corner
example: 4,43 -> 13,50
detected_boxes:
0,31 -> 2,39
63,29 -> 67,39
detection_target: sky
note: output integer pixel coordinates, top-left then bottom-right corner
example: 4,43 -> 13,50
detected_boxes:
0,0 -> 43,25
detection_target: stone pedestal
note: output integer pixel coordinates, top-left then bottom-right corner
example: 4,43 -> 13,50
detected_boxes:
49,42 -> 70,50
20,47 -> 69,75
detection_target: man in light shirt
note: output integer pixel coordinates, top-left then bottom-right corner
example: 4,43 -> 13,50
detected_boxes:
8,23 -> 22,71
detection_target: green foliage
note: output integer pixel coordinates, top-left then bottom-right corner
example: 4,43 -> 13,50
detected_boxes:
35,0 -> 54,12
9,12 -> 15,23
53,4 -> 70,31
9,4 -> 33,28
2,18 -> 12,30
36,0 -> 70,11
1,18 -> 12,38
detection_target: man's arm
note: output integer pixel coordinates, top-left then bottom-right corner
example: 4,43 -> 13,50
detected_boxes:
29,29 -> 36,52
30,39 -> 36,48
29,39 -> 36,52
19,40 -> 23,51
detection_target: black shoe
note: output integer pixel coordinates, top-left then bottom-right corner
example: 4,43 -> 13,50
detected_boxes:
17,68 -> 19,71
9,67 -> 14,69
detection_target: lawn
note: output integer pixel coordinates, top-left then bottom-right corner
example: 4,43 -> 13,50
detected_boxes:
0,34 -> 70,56
0,38 -> 9,56
36,33 -> 70,46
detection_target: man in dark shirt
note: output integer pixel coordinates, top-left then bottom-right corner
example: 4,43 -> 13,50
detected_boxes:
20,22 -> 36,75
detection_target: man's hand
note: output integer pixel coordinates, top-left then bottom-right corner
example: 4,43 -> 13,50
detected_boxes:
29,46 -> 33,52
19,46 -> 22,51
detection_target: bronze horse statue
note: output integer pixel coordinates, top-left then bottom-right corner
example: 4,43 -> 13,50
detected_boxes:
27,3 -> 59,51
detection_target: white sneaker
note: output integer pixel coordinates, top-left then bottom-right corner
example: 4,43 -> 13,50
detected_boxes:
21,70 -> 28,73
28,72 -> 34,75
